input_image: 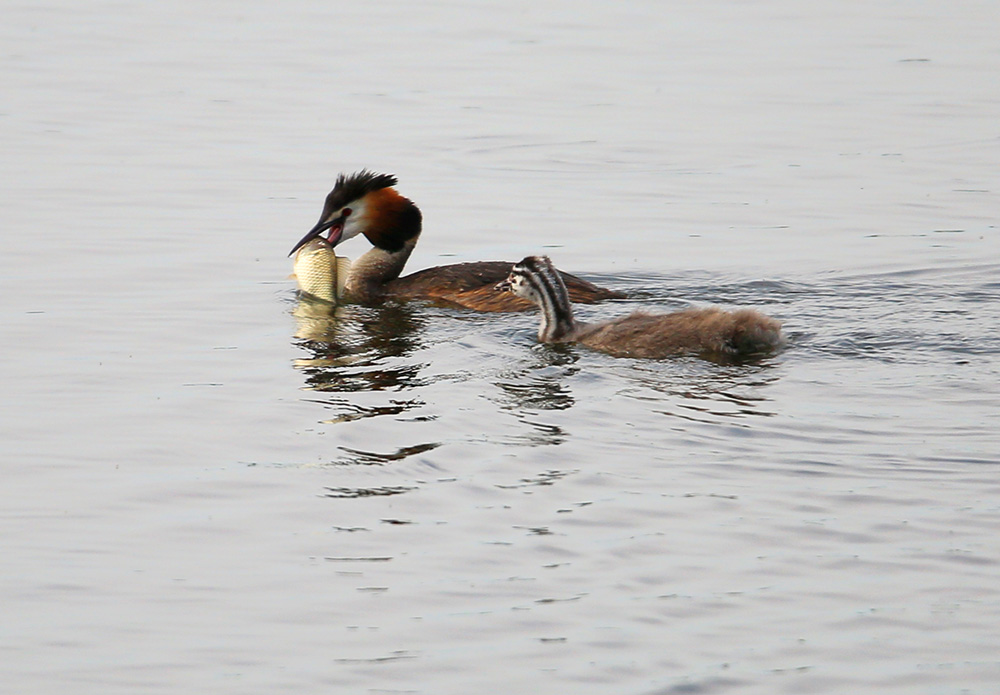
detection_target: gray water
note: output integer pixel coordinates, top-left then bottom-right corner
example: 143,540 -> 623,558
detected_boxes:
3,2 -> 999,693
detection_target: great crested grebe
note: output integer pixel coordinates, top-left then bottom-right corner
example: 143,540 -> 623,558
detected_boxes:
288,171 -> 622,311
497,256 -> 784,359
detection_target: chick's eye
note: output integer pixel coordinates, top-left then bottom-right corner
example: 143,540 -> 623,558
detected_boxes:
342,207 -> 352,217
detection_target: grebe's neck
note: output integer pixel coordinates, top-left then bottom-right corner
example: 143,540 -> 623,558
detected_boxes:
515,256 -> 578,342
343,189 -> 422,302
536,283 -> 577,342
345,235 -> 419,302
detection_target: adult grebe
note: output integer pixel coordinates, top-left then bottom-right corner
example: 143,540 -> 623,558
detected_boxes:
496,256 -> 784,359
288,171 -> 621,312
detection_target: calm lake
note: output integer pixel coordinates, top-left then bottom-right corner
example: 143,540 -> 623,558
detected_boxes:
3,1 -> 999,693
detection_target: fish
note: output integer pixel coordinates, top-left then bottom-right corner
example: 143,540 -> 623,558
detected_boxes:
291,237 -> 351,303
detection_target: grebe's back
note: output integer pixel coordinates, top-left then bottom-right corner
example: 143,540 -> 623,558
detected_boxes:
384,260 -> 619,312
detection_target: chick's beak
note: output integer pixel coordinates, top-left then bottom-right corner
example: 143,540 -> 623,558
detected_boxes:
288,214 -> 346,257
495,278 -> 512,292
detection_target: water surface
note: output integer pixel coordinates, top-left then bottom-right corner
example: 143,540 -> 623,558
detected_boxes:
2,2 -> 999,693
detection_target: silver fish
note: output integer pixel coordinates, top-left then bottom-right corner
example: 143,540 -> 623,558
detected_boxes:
291,238 -> 350,303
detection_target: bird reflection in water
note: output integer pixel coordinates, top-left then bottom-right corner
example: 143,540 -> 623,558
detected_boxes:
291,295 -> 426,393
290,296 -> 440,472
622,358 -> 783,422
487,345 -> 582,447
493,344 -> 580,412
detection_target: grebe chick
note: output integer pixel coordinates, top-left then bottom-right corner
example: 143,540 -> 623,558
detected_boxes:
288,171 -> 622,312
496,256 -> 784,359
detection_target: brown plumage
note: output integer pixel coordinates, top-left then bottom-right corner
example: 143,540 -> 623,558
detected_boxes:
497,256 -> 784,359
378,260 -> 614,311
289,171 -> 622,312
573,307 -> 784,358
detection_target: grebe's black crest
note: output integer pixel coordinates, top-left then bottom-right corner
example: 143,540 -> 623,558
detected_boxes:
325,170 -> 397,209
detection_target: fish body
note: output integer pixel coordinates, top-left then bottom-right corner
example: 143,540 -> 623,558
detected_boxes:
292,238 -> 350,303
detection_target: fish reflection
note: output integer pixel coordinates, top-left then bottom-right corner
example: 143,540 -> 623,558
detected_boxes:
291,295 -> 350,344
291,296 -> 427,393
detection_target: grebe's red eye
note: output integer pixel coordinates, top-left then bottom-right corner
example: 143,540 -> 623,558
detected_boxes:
342,207 -> 352,217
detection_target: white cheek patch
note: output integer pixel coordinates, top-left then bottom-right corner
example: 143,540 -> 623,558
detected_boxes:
341,200 -> 369,241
